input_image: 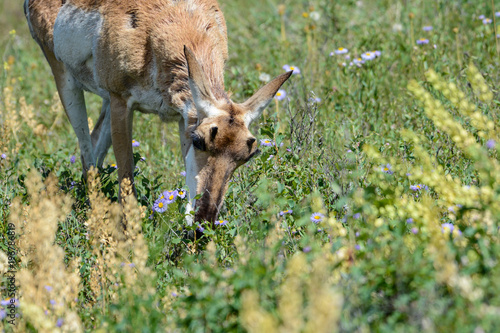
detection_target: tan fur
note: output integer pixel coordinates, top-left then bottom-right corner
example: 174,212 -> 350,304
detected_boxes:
25,0 -> 63,50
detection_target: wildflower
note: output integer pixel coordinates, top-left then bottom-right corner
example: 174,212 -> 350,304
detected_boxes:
275,89 -> 287,101
162,190 -> 178,204
423,25 -> 433,31
177,189 -> 187,199
373,50 -> 382,57
215,220 -> 228,226
50,299 -> 56,305
392,23 -> 403,32
260,139 -> 274,146
352,58 -> 364,66
128,263 -> 135,267
410,184 -> 428,191
416,38 -> 429,45
479,15 -> 486,20
111,163 -> 117,169
279,209 -> 293,216
310,212 -> 325,223
381,163 -> 393,174
70,155 -> 76,164
353,213 -> 361,219
487,139 -> 496,149
361,51 -> 376,60
496,12 -> 500,17
483,18 -> 492,24
333,47 -> 348,55
441,223 -> 455,234
347,149 -> 352,153
411,227 -> 418,234
308,97 -> 321,103
310,11 -> 320,21
44,285 -> 53,292
355,244 -> 361,250
282,64 -> 301,74
267,154 -> 274,161
0,309 -> 5,320
132,139 -> 140,147
153,198 -> 168,213
56,318 -> 64,328
406,218 -> 414,224
197,224 -> 205,233
259,72 -> 270,82
303,246 -> 312,253
180,170 -> 186,177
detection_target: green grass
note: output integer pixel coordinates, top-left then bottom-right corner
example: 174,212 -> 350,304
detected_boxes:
1,0 -> 500,332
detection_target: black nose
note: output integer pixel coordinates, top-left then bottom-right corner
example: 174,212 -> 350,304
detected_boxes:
247,137 -> 256,147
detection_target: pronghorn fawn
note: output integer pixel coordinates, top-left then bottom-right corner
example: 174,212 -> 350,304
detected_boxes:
25,0 -> 292,225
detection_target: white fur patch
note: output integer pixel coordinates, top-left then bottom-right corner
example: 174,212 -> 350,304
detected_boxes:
184,146 -> 199,226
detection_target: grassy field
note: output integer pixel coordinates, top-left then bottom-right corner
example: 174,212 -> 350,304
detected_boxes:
1,0 -> 500,331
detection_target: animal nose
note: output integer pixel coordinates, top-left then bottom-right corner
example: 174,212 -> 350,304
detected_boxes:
247,137 -> 256,147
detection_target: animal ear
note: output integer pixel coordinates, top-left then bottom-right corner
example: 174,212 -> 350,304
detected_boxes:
184,46 -> 221,119
239,71 -> 293,127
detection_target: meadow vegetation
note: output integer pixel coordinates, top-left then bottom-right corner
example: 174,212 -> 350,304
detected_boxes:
1,0 -> 500,331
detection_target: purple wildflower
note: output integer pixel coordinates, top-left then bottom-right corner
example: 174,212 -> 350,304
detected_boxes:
162,190 -> 178,204
279,209 -> 293,216
282,64 -> 301,74
44,286 -> 53,292
422,26 -> 433,31
441,223 -> 455,234
56,318 -> 63,327
411,227 -> 418,234
410,184 -> 428,191
197,224 -> 205,233
417,38 -> 429,45
483,18 -> 492,24
275,89 -> 287,101
355,244 -> 361,250
353,213 -> 361,219
333,47 -> 348,55
310,212 -> 325,223
153,197 -> 168,213
177,189 -> 187,199
215,220 -> 228,226
361,51 -> 376,60
132,139 -> 140,147
381,163 -> 393,174
303,246 -> 312,253
180,170 -> 186,177
260,139 -> 274,147
487,139 -> 495,149
70,155 -> 76,164
406,218 -> 414,224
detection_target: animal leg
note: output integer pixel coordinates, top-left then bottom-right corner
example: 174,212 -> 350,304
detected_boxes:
91,98 -> 112,168
44,48 -> 95,175
110,93 -> 135,199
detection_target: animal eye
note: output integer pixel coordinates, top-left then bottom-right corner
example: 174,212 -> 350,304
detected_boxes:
191,134 -> 206,151
210,126 -> 218,141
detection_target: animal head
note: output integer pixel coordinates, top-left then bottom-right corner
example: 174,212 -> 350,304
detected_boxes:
184,46 -> 292,224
